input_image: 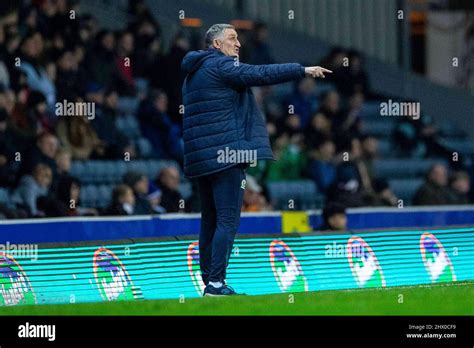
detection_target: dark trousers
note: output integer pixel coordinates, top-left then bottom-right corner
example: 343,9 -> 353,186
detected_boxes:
197,164 -> 246,285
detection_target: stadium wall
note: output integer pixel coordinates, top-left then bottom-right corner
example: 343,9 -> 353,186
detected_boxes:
0,206 -> 473,244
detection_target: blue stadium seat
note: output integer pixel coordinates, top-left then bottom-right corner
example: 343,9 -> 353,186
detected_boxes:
96,185 -> 113,208
441,139 -> 474,156
137,137 -> 153,158
360,100 -> 382,119
388,178 -> 424,205
363,120 -> 396,137
377,139 -> 392,157
102,161 -> 116,183
145,159 -> 181,179
81,185 -> 98,208
117,96 -> 139,115
111,161 -> 127,183
178,182 -> 193,200
126,160 -> 148,175
374,159 -> 447,179
116,114 -> 141,140
272,82 -> 293,99
135,78 -> 149,96
0,188 -> 10,206
70,161 -> 85,179
267,180 -> 323,210
85,161 -> 107,184
439,121 -> 466,139
315,81 -> 336,97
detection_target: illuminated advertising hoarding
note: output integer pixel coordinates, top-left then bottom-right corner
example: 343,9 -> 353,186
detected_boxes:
0,228 -> 472,306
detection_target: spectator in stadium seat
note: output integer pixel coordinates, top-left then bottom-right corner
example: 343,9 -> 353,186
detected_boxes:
242,175 -> 273,212
12,163 -> 52,216
413,164 -> 452,205
393,115 -> 459,168
114,31 -> 136,96
326,138 -> 371,208
131,16 -> 161,79
92,88 -> 136,159
316,90 -> 346,148
360,134 -> 378,181
55,48 -> 87,101
84,30 -> 117,87
0,108 -> 21,188
10,90 -> 52,140
56,108 -> 105,160
286,77 -> 317,128
447,171 -> 471,204
318,47 -> 347,81
18,31 -> 56,108
320,202 -> 347,231
137,89 -> 183,161
123,171 -> 152,215
306,137 -> 337,193
104,184 -> 136,216
304,112 -> 332,142
147,188 -> 166,214
50,176 -> 81,216
155,166 -> 183,213
332,50 -> 370,97
265,132 -> 307,181
368,178 -> 398,207
249,22 -> 275,65
339,91 -> 364,139
40,176 -> 96,217
19,132 -> 59,178
166,32 -> 190,122
50,147 -> 73,194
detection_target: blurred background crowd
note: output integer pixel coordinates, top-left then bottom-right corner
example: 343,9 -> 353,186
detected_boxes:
0,0 -> 472,225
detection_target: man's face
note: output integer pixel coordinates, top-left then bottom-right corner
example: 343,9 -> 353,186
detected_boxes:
38,135 -> 59,159
430,165 -> 447,186
319,141 -> 335,160
452,177 -> 470,194
214,28 -> 240,57
362,137 -> 378,157
328,213 -> 347,231
56,153 -> 71,172
121,188 -> 136,206
161,168 -> 180,191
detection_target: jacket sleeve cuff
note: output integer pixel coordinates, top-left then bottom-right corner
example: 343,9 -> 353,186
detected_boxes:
300,65 -> 306,78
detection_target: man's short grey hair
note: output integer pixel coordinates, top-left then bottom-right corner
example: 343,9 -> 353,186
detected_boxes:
205,24 -> 235,48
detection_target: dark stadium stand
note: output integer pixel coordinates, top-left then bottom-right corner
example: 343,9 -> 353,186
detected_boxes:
0,0 -> 472,220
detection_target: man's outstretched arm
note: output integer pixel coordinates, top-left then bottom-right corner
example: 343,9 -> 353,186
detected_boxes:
218,56 -> 332,87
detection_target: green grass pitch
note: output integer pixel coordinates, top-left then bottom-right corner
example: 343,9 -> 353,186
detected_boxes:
1,282 -> 472,316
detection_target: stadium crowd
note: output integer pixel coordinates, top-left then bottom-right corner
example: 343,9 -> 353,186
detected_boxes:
0,0 -> 472,221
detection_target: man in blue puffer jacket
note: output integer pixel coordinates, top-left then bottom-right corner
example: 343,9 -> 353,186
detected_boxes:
181,23 -> 331,296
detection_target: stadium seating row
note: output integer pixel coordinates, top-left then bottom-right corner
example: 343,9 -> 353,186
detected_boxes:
70,159 -> 180,184
0,156 -> 451,209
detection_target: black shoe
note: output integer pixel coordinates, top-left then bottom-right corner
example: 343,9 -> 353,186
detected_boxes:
203,284 -> 240,296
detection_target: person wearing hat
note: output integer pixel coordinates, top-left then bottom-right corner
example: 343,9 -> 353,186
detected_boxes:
122,171 -> 152,215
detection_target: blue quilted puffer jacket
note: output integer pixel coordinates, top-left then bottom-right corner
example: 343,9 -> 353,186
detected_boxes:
181,48 -> 305,178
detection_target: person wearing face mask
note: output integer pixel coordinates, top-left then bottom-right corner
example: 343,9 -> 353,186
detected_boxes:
104,184 -> 136,216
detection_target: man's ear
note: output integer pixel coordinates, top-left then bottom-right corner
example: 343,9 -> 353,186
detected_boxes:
213,39 -> 220,49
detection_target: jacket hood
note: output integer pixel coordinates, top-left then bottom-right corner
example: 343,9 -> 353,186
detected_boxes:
181,48 -> 221,74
